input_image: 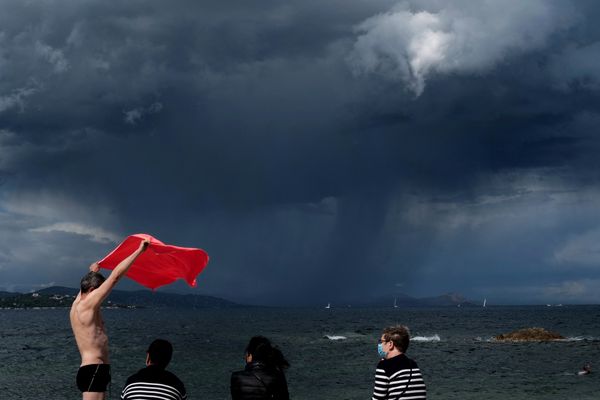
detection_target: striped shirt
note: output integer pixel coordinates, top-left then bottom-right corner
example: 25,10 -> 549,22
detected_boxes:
372,354 -> 426,400
121,365 -> 187,400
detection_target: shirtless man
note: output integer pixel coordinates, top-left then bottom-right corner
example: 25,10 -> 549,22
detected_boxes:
70,239 -> 150,399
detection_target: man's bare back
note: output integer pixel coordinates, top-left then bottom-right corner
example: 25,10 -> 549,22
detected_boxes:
71,239 -> 149,399
70,291 -> 110,365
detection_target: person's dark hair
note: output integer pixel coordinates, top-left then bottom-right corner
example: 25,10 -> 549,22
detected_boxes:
147,339 -> 173,369
382,325 -> 410,353
245,336 -> 289,370
80,271 -> 106,293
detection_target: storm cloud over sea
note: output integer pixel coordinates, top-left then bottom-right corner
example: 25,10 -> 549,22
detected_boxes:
1,1 -> 600,305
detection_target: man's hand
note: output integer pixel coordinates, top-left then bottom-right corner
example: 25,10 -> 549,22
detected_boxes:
140,238 -> 151,251
89,262 -> 100,272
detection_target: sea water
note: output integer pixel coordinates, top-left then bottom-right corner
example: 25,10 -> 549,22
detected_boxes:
0,306 -> 598,399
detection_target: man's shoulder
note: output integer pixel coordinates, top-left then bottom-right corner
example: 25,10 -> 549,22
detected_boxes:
125,368 -> 146,383
162,369 -> 186,386
121,369 -> 187,400
377,354 -> 419,373
74,294 -> 102,313
125,367 -> 186,392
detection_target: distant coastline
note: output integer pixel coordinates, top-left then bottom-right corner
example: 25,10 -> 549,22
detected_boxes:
2,287 -> 590,309
0,286 -> 240,309
0,286 -> 484,309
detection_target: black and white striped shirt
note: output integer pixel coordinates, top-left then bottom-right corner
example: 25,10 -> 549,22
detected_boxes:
121,365 -> 187,400
372,354 -> 426,400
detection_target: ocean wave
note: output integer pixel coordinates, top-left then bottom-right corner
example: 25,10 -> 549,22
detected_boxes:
324,335 -> 347,341
412,334 -> 441,342
562,336 -> 599,342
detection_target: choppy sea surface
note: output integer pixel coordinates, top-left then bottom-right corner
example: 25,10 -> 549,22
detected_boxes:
1,305 -> 599,399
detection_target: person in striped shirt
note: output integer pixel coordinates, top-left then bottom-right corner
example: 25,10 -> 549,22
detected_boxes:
372,325 -> 426,400
121,339 -> 187,400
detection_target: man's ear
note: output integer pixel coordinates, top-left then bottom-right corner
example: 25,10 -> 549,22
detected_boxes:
146,353 -> 151,366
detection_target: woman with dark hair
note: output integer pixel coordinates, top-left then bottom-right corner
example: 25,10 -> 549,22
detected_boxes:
230,336 -> 290,400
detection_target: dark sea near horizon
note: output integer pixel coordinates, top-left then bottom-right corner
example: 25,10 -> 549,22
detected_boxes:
1,305 -> 599,399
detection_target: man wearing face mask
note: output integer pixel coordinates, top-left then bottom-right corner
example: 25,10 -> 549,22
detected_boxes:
372,325 -> 427,400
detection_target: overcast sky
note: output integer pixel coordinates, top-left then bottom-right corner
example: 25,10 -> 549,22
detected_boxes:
1,0 -> 600,305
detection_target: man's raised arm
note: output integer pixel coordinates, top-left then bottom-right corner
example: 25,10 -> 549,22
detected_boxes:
87,238 -> 150,306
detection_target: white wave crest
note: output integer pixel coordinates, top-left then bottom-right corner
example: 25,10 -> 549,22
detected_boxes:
324,335 -> 347,341
412,334 -> 441,342
563,336 -> 598,342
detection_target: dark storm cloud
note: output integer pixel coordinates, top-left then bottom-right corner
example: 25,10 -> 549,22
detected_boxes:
2,0 -> 600,304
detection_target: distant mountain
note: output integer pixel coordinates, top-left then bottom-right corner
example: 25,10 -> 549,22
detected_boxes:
418,292 -> 477,307
38,286 -> 78,296
0,286 -> 239,309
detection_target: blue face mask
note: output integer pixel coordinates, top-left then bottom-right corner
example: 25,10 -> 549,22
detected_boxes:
377,343 -> 387,358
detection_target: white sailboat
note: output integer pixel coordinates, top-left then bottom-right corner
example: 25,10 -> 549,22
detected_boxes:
325,303 -> 331,309
483,298 -> 487,308
393,297 -> 398,308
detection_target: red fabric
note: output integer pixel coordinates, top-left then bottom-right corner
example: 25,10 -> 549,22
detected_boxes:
97,233 -> 209,290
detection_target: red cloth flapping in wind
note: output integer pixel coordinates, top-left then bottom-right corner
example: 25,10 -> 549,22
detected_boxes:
97,233 -> 209,290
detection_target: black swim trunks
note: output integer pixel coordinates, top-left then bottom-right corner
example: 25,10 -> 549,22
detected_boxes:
76,364 -> 111,392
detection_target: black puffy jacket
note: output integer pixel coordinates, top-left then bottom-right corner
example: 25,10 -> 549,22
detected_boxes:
230,362 -> 289,400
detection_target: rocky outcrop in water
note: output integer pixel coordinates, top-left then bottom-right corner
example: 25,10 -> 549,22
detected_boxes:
494,327 -> 565,342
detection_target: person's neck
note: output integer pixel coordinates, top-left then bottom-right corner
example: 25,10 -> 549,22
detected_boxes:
386,350 -> 402,359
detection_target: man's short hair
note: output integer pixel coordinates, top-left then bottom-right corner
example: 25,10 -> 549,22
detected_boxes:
148,339 -> 173,369
382,325 -> 410,353
80,271 -> 106,293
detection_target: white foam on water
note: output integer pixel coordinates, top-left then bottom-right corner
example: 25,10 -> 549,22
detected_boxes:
563,336 -> 599,342
324,335 -> 347,341
412,334 -> 441,342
